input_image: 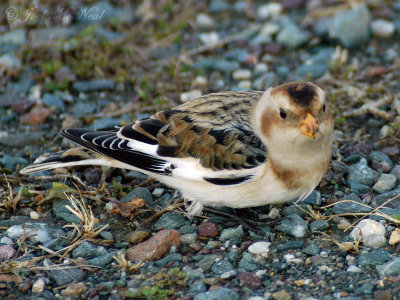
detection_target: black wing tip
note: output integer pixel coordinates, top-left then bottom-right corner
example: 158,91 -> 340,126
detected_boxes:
203,175 -> 253,186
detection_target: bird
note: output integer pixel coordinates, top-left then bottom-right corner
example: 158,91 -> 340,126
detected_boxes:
20,81 -> 333,216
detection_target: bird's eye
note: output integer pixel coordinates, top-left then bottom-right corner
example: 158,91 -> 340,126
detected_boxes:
323,104 -> 326,112
279,108 -> 287,119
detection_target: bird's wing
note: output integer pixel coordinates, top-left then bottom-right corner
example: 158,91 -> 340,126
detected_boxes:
61,91 -> 268,185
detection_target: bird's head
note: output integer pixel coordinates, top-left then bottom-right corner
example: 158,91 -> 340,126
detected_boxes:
253,81 -> 333,152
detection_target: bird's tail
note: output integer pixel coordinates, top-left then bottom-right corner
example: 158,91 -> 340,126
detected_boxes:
19,147 -> 111,174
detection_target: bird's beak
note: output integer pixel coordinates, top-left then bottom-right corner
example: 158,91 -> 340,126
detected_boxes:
299,113 -> 319,138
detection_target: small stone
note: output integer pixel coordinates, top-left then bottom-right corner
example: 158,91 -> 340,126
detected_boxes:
20,106 -> 52,126
220,269 -> 237,279
61,282 -> 87,298
309,220 -> 329,232
49,268 -> 86,286
219,225 -> 244,241
154,211 -> 189,229
348,182 -> 370,194
194,288 -> 239,300
347,265 -> 362,273
0,29 -> 27,46
272,290 -> 291,300
199,32 -> 219,46
6,223 -> 53,244
232,69 -> 252,80
369,151 -> 393,173
257,3 -> 283,20
358,249 -> 391,266
0,237 -> 13,245
211,260 -> 234,275
42,93 -> 65,111
237,80 -> 252,90
347,158 -> 379,186
152,188 -> 164,197
127,230 -> 149,244
333,194 -> 371,214
29,211 -> 40,220
198,222 -> 218,237
181,233 -> 197,244
0,245 -> 16,261
254,63 -> 268,76
303,243 -> 320,256
237,272 -> 262,289
329,4 -> 371,48
121,187 -> 153,203
196,14 -> 214,29
126,229 -> 181,261
11,100 -> 35,114
248,241 -> 271,256
350,219 -> 386,248
72,79 -> 115,92
276,214 -> 308,238
180,90 -> 202,102
343,142 -> 373,156
389,228 -> 400,245
377,258 -> 400,277
276,22 -> 308,49
183,266 -> 204,280
188,281 -> 207,294
32,278 -> 45,293
371,19 -> 395,38
373,174 -> 397,194
380,125 -> 394,139
0,53 -> 21,69
72,241 -> 107,259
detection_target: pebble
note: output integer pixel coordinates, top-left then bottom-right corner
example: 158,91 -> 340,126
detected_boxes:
72,241 -> 107,259
20,106 -> 52,126
219,225 -> 244,242
232,69 -> 252,80
188,281 -> 207,294
211,259 -> 234,275
0,245 -> 16,261
88,252 -> 116,268
372,174 -> 397,194
369,151 -> 393,173
332,194 -> 371,214
0,53 -> 21,69
347,265 -> 362,273
276,214 -> 308,238
309,220 -> 329,232
126,229 -> 181,261
220,269 -> 237,279
29,26 -> 79,45
0,237 -> 13,245
248,242 -> 271,257
72,79 -> 115,92
237,272 -> 262,289
372,187 -> 400,207
348,182 -> 370,194
358,249 -> 391,266
199,32 -> 219,46
181,233 -> 197,244
49,268 -> 86,286
380,125 -> 394,139
303,243 -> 320,256
11,100 -> 35,114
299,190 -> 322,205
194,288 -> 239,300
180,90 -> 202,102
61,282 -> 87,298
121,187 -> 153,203
276,22 -> 308,49
347,158 -> 379,186
154,211 -> 189,229
29,211 -> 40,220
127,230 -> 149,244
257,3 -> 283,20
6,223 -> 53,244
253,72 -> 278,90
152,187 -> 164,197
0,154 -> 28,169
329,4 -> 371,48
350,219 -> 386,248
183,266 -> 204,280
377,258 -> 400,277
42,93 -> 65,111
371,19 -> 396,38
196,14 -> 214,29
198,222 -> 219,237
237,80 -> 252,90
32,278 -> 45,293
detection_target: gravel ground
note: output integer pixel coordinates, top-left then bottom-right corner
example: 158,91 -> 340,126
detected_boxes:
1,0 -> 400,299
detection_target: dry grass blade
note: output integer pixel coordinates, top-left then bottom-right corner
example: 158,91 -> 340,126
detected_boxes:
1,174 -> 22,213
113,252 -> 142,274
63,193 -> 109,247
316,231 -> 361,253
293,203 -> 328,221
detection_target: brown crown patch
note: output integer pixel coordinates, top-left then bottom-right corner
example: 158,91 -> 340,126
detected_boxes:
273,82 -> 317,108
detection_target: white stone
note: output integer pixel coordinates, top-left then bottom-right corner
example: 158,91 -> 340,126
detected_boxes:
0,236 -> 13,245
196,13 -> 214,29
0,53 -> 21,69
249,296 -> 265,300
32,278 -> 45,293
350,219 -> 386,248
255,269 -> 267,278
257,2 -> 283,20
180,233 -> 198,244
192,76 -> 208,88
152,187 -> 164,197
260,22 -> 280,36
220,270 -> 237,279
347,265 -> 362,273
267,207 -> 281,219
199,32 -> 219,46
371,19 -> 395,38
30,211 -> 40,220
180,90 -> 202,102
232,69 -> 252,80
254,63 -> 269,75
237,80 -> 252,89
248,241 -> 271,257
380,125 -> 394,139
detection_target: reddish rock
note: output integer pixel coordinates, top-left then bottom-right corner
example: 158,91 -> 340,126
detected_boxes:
367,66 -> 386,77
20,106 -> 51,125
240,241 -> 253,251
126,229 -> 180,261
198,222 -> 218,237
0,244 -> 16,261
343,142 -> 373,157
382,146 -> 400,157
264,43 -> 283,55
11,100 -> 34,114
237,272 -> 262,289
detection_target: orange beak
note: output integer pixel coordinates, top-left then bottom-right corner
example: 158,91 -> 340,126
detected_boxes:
299,113 -> 319,138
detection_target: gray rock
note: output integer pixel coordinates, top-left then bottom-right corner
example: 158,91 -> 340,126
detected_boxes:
329,4 -> 371,48
42,93 -> 65,111
276,66 -> 290,79
0,154 -> 28,169
72,102 -> 97,115
188,281 -> 207,294
276,240 -> 304,252
226,248 -> 241,263
183,266 -> 204,280
87,252 -> 116,267
198,254 -> 221,272
72,79 -> 115,92
224,49 -> 250,63
71,241 -> 107,259
0,131 -> 45,147
276,22 -> 308,49
355,283 -> 374,295
99,231 -> 113,240
358,249 -> 391,266
303,243 -> 320,256
154,211 -> 189,229
219,225 -> 244,242
276,214 -> 308,238
0,53 -> 21,69
52,199 -> 81,224
49,268 -> 86,286
0,216 -> 30,227
211,259 -> 234,275
213,60 -> 240,73
124,170 -> 147,181
154,253 -> 182,267
372,187 -> 400,207
332,162 -> 349,174
6,223 -> 55,244
372,174 -> 397,194
332,194 -> 371,214
42,238 -> 68,252
295,64 -> 327,80
253,72 -> 278,90
377,258 -> 400,277
0,29 -> 27,46
194,288 -> 239,300
369,151 -> 393,172
91,117 -> 121,130
121,187 -> 153,203
209,0 -> 231,13
238,258 -> 258,271
281,204 -> 308,217
347,158 -> 379,186
309,220 -> 329,232
348,182 -> 370,194
298,190 -> 323,205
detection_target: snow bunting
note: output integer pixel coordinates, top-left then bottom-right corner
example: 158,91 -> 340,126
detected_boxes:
20,82 -> 333,216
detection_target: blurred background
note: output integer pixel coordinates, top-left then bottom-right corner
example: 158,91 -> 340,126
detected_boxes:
0,0 -> 399,168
